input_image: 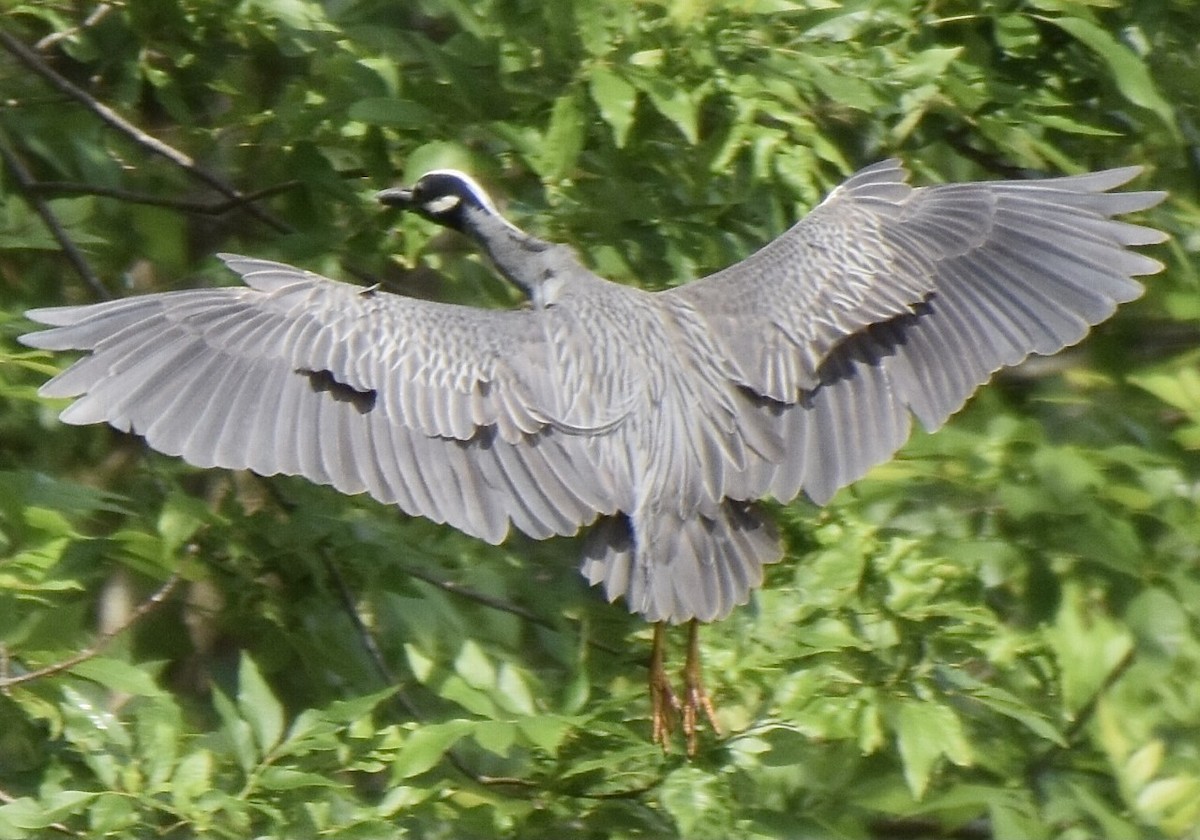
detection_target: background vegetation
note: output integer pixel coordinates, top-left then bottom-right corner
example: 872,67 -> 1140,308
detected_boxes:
1,0 -> 1198,837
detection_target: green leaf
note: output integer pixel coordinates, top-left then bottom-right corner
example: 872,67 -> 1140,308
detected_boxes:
237,654 -> 285,756
660,765 -> 730,837
212,689 -> 257,772
472,720 -> 516,756
402,142 -> 478,183
348,98 -> 436,128
391,720 -> 474,780
495,662 -> 536,716
894,701 -> 973,798
631,75 -> 700,144
258,766 -> 339,790
539,90 -> 586,181
967,684 -> 1067,747
453,640 -> 496,691
171,749 -> 214,809
1125,588 -> 1188,657
1047,15 -> 1175,128
995,13 -> 1040,55
70,657 -> 163,697
87,792 -> 136,834
1044,584 -> 1134,715
1033,112 -> 1121,136
589,67 -> 638,147
320,686 -> 399,724
516,715 -> 573,754
795,55 -> 882,112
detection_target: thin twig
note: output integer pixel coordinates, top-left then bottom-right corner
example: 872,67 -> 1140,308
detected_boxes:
29,180 -> 303,215
317,549 -> 420,717
0,29 -> 291,234
316,549 -> 541,789
869,816 -> 992,840
1062,645 -> 1137,744
0,128 -> 110,300
395,562 -> 551,628
34,4 -> 114,51
1027,645 -> 1138,779
0,572 -> 181,691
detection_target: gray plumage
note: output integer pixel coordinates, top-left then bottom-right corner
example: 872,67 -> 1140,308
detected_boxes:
21,161 -> 1167,624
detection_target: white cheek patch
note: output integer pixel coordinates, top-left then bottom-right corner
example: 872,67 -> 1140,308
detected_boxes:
424,194 -> 461,215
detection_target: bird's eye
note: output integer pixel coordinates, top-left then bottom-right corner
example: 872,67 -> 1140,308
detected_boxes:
423,194 -> 461,215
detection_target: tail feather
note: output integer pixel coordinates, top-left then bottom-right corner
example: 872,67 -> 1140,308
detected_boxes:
580,502 -> 782,624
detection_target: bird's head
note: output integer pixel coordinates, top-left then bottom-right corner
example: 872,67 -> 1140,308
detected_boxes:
376,170 -> 501,232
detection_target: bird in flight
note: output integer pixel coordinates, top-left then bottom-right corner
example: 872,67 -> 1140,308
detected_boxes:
21,160 -> 1166,755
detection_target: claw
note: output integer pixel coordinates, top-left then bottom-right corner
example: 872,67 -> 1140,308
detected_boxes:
650,622 -> 681,749
648,620 -> 721,756
681,619 -> 720,756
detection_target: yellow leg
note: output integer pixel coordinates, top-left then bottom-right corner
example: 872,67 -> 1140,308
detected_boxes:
649,622 -> 681,750
681,619 -> 721,756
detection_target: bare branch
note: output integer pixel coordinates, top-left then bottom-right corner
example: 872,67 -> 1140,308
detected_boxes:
0,129 -> 111,300
34,4 -> 114,51
0,572 -> 181,691
0,29 -> 291,234
29,180 -> 303,215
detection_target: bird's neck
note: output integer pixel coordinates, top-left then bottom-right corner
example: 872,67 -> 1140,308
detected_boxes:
461,207 -> 577,307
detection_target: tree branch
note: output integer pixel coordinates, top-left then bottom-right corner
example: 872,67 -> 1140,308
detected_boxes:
0,572 -> 181,691
0,29 -> 291,234
0,129 -> 110,300
28,180 -> 303,215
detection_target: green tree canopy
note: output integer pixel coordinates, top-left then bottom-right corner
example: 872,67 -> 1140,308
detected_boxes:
1,1 -> 1198,837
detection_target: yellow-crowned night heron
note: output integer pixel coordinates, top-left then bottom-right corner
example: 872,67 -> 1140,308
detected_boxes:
20,160 -> 1166,753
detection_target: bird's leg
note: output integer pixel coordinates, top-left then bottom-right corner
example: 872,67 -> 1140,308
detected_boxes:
681,619 -> 721,756
649,622 -> 681,749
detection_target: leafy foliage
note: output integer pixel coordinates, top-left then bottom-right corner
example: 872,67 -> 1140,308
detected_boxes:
2,0 -> 1199,837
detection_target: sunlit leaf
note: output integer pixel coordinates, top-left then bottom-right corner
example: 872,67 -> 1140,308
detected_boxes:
894,701 -> 973,798
1046,15 -> 1176,128
237,655 -> 285,756
391,721 -> 473,780
589,67 -> 638,148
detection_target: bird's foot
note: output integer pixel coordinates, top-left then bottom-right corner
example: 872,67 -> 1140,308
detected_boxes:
650,623 -> 682,749
649,621 -> 721,756
681,619 -> 720,756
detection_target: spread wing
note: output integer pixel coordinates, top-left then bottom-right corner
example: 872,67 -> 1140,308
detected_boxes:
20,255 -> 618,542
668,160 -> 1165,403
695,165 -> 1166,505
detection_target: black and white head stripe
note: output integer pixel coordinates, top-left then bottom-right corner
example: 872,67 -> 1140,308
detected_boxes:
377,169 -> 522,234
417,169 -> 501,215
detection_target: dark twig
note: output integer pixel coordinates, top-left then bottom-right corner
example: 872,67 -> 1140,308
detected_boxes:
869,816 -> 992,840
29,180 -> 303,215
317,548 -> 421,718
943,130 -> 1030,179
1027,645 -> 1138,779
0,29 -> 291,234
1062,646 -> 1137,745
316,548 -> 541,789
0,572 -> 181,691
0,128 -> 110,299
395,561 -> 552,628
